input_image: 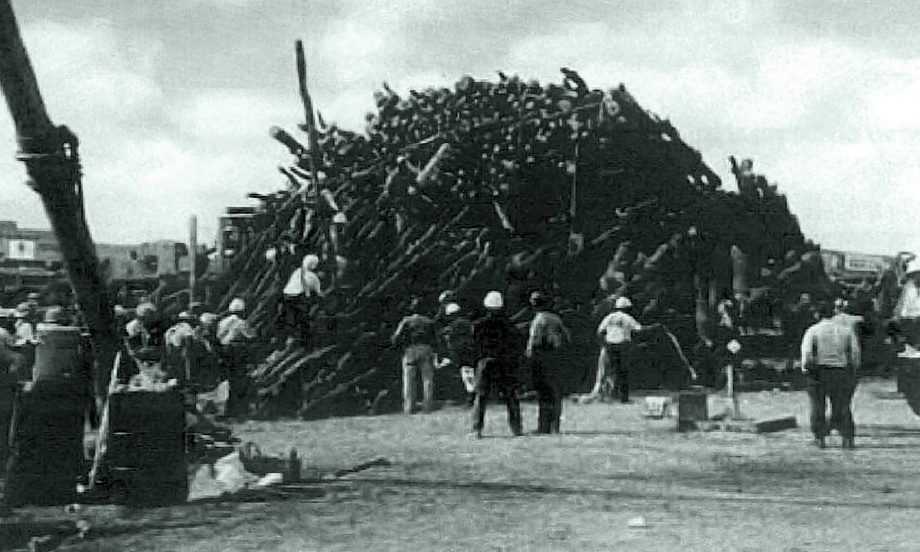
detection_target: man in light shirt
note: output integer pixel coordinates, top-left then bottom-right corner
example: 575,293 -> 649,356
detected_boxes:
800,300 -> 861,450
282,254 -> 324,347
595,297 -> 657,404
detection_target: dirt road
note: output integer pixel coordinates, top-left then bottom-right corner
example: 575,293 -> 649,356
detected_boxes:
4,378 -> 920,551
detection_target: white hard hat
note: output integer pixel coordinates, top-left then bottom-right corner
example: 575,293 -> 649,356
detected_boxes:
483,291 -> 504,309
303,254 -> 320,271
906,258 -> 920,276
445,302 -> 461,316
332,212 -> 347,225
615,296 -> 632,310
136,302 -> 157,317
229,298 -> 245,313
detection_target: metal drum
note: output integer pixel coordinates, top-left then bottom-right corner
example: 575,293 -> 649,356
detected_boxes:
105,388 -> 188,506
32,325 -> 86,383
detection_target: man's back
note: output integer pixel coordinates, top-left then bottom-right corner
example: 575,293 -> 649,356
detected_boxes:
394,314 -> 436,347
801,319 -> 860,369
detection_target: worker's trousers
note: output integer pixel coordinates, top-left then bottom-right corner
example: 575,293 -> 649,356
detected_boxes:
471,357 -> 522,436
593,343 -> 631,402
402,345 -> 435,414
807,366 -> 856,439
531,351 -> 563,434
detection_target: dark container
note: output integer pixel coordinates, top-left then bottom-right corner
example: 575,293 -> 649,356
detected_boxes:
105,389 -> 188,506
4,379 -> 87,506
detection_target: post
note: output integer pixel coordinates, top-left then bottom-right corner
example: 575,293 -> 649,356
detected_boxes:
189,215 -> 198,305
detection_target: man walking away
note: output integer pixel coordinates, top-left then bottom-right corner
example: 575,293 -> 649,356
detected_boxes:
596,297 -> 644,403
526,291 -> 571,434
471,291 -> 523,438
801,300 -> 861,450
391,298 -> 438,414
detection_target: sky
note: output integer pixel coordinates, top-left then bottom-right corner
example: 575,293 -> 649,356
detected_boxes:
0,0 -> 918,256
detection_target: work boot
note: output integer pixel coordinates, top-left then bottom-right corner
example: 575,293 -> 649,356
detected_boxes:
842,437 -> 856,450
813,436 -> 826,449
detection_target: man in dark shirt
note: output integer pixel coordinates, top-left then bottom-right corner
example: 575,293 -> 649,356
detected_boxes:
526,291 -> 571,434
471,291 -> 522,438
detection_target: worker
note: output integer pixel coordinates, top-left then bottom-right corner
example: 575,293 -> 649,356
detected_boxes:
13,302 -> 36,346
26,292 -> 40,315
438,302 -> 476,406
282,253 -> 324,347
218,298 -> 256,418
193,312 -> 222,388
434,290 -> 457,324
800,300 -> 861,450
0,314 -> 17,469
595,296 -> 649,404
391,297 -> 438,414
125,302 -> 159,361
471,291 -> 523,438
165,311 -> 197,382
525,291 -> 571,434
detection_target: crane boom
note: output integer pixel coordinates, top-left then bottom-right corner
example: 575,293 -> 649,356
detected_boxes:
0,0 -> 118,405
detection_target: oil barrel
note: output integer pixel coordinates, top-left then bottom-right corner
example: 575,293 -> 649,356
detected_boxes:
105,389 -> 188,506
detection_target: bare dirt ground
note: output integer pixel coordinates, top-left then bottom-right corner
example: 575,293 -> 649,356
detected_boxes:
4,377 -> 920,551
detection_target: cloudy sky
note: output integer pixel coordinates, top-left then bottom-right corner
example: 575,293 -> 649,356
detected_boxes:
0,0 -> 918,255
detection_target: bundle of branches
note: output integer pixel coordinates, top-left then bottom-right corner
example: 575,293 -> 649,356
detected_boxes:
211,68 -> 824,419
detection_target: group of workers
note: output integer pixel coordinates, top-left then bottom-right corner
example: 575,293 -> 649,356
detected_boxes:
117,298 -> 255,416
392,285 -> 865,449
0,292 -> 257,419
392,288 -> 665,438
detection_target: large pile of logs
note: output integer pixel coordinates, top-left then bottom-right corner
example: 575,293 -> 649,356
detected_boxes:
211,69 -> 825,419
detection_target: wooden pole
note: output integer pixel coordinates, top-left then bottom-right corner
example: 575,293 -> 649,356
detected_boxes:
189,215 -> 198,305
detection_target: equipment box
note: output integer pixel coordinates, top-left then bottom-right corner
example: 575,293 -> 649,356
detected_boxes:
105,389 -> 188,506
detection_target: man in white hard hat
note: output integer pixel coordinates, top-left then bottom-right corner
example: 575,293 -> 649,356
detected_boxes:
471,291 -> 523,438
218,298 -> 256,418
125,302 -> 159,362
391,296 -> 438,414
438,301 -> 476,406
595,296 -> 646,403
165,311 -> 197,382
282,253 -> 325,347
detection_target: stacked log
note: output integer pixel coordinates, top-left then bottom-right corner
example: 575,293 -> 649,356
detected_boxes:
211,69 -> 824,419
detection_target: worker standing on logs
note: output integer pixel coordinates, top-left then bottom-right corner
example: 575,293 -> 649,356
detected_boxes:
282,253 -> 324,348
471,291 -> 523,438
525,291 -> 571,434
800,300 -> 861,450
391,297 -> 438,414
218,298 -> 256,418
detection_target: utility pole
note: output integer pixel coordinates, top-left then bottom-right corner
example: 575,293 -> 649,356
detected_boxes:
189,215 -> 197,306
